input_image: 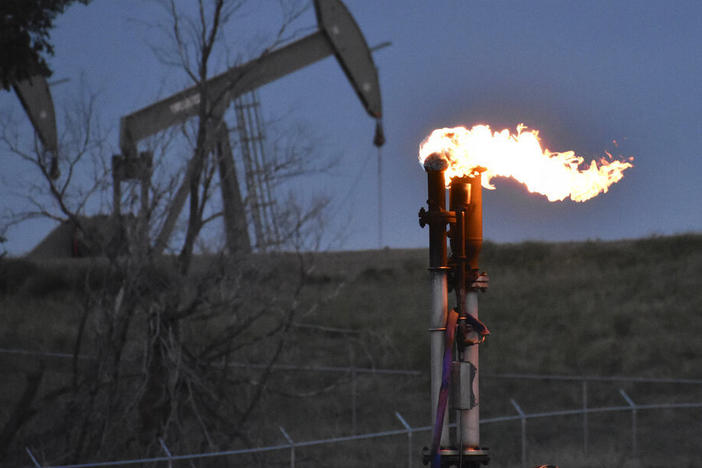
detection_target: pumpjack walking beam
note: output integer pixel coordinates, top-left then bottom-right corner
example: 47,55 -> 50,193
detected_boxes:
115,0 -> 383,254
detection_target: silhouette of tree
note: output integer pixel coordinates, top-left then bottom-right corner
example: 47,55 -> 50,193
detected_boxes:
0,0 -> 90,89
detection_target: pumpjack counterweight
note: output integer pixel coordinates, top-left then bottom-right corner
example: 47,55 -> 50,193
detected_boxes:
12,73 -> 59,179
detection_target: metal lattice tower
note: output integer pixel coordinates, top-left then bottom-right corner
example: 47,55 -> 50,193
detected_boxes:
233,90 -> 280,251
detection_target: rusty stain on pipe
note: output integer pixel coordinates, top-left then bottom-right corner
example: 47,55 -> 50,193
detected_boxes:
423,153 -> 449,269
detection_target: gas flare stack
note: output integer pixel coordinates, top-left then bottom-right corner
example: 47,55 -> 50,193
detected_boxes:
419,152 -> 490,468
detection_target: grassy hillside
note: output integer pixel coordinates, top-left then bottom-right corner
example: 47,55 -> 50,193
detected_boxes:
303,234 -> 702,376
280,234 -> 702,467
1,234 -> 702,467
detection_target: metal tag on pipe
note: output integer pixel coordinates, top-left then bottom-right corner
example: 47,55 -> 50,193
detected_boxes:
450,361 -> 477,410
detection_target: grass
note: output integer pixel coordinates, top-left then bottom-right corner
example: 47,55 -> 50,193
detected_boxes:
1,234 -> 702,466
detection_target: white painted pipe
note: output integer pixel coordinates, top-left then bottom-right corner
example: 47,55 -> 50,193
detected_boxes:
430,270 -> 449,447
462,290 -> 480,448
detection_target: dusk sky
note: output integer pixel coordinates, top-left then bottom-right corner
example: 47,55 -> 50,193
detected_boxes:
2,0 -> 700,254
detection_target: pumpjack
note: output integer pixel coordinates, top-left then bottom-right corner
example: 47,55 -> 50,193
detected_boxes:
114,0 -> 385,255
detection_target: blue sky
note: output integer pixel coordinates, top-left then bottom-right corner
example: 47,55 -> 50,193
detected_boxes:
2,0 -> 701,254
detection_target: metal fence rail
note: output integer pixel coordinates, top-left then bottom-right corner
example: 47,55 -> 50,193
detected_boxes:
8,346 -> 702,383
1,346 -> 421,436
483,371 -> 702,385
9,347 -> 702,383
8,348 -> 702,467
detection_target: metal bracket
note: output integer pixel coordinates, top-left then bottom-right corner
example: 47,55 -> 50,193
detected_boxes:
418,207 -> 456,228
469,362 -> 477,409
450,361 -> 478,410
469,272 -> 489,292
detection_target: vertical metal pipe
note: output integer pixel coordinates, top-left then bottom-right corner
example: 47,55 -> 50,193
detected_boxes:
423,154 -> 449,448
449,180 -> 472,449
582,379 -> 589,456
619,389 -> 637,458
158,438 -> 173,468
448,182 -> 467,449
521,417 -> 527,468
408,429 -> 413,468
351,367 -> 358,434
462,172 -> 483,450
463,291 -> 480,448
632,408 -> 638,457
452,202 -> 467,451
395,412 -> 413,468
279,426 -> 295,468
430,271 -> 449,447
511,398 -> 527,468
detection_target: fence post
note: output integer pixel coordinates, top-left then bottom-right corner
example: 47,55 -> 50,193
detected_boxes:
582,379 -> 588,457
510,398 -> 527,468
280,426 -> 295,468
395,411 -> 413,468
619,389 -> 637,458
159,438 -> 174,468
351,367 -> 358,434
25,447 -> 42,468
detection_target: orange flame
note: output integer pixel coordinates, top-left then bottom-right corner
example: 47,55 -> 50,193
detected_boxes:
418,124 -> 633,202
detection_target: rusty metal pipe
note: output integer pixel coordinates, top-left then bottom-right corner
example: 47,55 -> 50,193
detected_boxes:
464,171 -> 483,450
467,171 -> 483,272
449,178 -> 471,453
449,177 -> 471,312
422,153 -> 450,447
424,154 -> 448,269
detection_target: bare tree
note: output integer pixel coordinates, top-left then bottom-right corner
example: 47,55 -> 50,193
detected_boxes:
152,0 -> 313,268
0,1 -> 343,466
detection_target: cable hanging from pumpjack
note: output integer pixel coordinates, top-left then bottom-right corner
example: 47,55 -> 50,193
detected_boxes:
374,118 -> 385,249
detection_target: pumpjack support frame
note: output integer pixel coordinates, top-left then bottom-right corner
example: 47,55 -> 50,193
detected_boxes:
115,0 -> 383,255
